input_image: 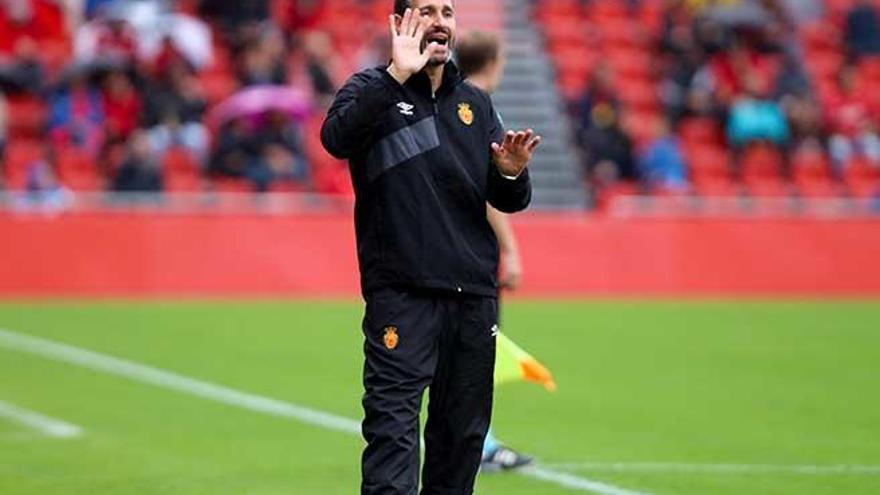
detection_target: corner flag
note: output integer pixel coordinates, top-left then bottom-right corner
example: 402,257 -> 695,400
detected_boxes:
494,332 -> 557,391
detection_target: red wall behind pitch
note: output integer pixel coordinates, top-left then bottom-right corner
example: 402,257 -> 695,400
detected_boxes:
1,213 -> 878,298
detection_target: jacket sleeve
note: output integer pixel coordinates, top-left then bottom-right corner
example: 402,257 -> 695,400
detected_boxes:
485,101 -> 532,213
487,166 -> 532,213
320,69 -> 400,160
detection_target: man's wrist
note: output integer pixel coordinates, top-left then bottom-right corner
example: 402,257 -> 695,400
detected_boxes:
386,64 -> 411,85
498,169 -> 523,180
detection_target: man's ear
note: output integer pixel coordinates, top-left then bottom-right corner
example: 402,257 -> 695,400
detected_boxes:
393,14 -> 403,29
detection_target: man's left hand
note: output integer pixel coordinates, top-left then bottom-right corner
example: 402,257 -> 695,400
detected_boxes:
492,129 -> 541,178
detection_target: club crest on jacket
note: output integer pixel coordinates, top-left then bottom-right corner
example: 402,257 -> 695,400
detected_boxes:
458,103 -> 474,126
383,326 -> 399,350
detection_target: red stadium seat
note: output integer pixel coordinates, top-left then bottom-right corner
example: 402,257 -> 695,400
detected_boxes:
213,178 -> 252,193
56,147 -> 101,191
792,150 -> 832,183
746,178 -> 791,197
843,157 -> 880,198
162,148 -> 202,192
800,21 -> 842,52
804,51 -> 844,80
742,144 -> 784,181
621,110 -> 659,147
616,78 -> 658,112
685,142 -> 739,197
6,97 -> 47,139
2,138 -> 44,190
606,47 -> 654,79
678,117 -> 724,147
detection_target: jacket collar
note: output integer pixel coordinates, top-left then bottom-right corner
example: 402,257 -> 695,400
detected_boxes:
382,60 -> 463,98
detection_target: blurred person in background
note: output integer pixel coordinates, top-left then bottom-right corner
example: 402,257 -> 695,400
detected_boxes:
725,74 -> 790,174
457,29 -> 534,472
252,109 -> 311,189
112,130 -> 163,193
845,0 -> 880,60
0,90 -> 6,188
0,36 -> 45,94
208,117 -> 256,183
0,0 -> 68,53
782,88 -> 823,160
47,69 -> 104,158
639,117 -> 689,192
22,144 -> 72,210
301,30 -> 338,106
142,62 -> 210,165
198,0 -> 270,39
582,103 -> 638,188
574,61 -> 619,135
236,25 -> 288,86
100,69 -> 142,165
825,64 -> 880,172
74,5 -> 139,65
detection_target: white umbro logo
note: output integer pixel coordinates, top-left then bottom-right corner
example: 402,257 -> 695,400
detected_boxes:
397,102 -> 414,116
490,324 -> 499,337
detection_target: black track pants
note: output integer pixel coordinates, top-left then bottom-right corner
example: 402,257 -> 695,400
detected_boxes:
360,288 -> 497,495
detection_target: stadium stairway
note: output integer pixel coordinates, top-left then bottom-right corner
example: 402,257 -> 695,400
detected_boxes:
491,0 -> 587,210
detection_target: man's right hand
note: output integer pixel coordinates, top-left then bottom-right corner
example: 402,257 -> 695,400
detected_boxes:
387,8 -> 440,85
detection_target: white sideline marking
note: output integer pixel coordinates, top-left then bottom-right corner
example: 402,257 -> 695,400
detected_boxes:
0,328 -> 360,435
0,328 -> 653,495
544,462 -> 880,476
0,399 -> 82,438
522,466 -> 652,495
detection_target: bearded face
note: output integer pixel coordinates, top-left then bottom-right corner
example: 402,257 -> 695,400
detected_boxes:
411,0 -> 456,66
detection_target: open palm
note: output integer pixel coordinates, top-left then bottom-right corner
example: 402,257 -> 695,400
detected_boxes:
387,8 -> 440,83
492,129 -> 542,178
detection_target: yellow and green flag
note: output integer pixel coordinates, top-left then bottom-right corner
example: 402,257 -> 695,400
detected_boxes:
494,332 -> 557,392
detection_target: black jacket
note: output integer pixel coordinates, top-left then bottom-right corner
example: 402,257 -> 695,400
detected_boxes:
321,62 -> 531,297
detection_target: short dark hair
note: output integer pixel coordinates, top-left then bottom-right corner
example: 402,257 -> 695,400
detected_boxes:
394,0 -> 411,16
456,30 -> 500,78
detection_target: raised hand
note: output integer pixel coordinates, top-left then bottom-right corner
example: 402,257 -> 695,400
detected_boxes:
387,8 -> 440,84
492,129 -> 542,178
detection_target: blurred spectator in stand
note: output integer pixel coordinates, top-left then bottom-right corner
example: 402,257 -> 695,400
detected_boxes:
574,62 -> 619,134
779,0 -> 822,25
301,30 -> 338,106
639,117 -> 689,191
582,103 -> 638,188
101,69 -> 141,155
84,0 -> 115,20
825,64 -> 880,172
782,89 -> 823,158
74,7 -> 139,65
142,62 -> 209,164
254,109 -> 310,188
149,35 -> 189,78
285,0 -> 328,32
47,70 -> 104,158
0,90 -> 6,187
208,117 -> 256,181
199,0 -> 269,50
22,145 -> 72,210
112,130 -> 163,192
845,0 -> 880,60
0,0 -> 68,54
710,35 -> 780,109
726,74 -> 790,173
236,25 -> 287,86
0,36 -> 44,94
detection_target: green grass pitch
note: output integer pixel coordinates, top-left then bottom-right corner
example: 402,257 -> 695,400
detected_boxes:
0,300 -> 878,495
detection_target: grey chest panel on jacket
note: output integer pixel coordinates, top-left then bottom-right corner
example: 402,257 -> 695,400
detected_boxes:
366,116 -> 440,183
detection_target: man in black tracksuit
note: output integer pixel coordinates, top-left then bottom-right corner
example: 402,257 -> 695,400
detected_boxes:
321,2 -> 541,493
